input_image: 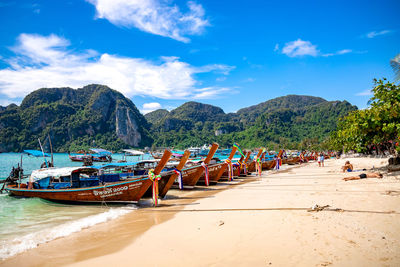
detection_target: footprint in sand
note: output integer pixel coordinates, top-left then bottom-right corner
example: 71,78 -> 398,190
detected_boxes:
319,261 -> 332,266
384,190 -> 400,196
348,240 -> 357,246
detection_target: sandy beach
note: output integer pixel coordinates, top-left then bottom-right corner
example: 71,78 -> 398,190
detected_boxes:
2,157 -> 400,267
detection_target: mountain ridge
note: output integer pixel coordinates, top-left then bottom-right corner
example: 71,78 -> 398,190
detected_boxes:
0,86 -> 357,151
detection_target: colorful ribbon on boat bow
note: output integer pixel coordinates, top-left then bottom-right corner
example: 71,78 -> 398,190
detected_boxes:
240,161 -> 247,175
255,157 -> 262,176
201,162 -> 209,186
276,157 -> 281,170
148,169 -> 161,206
225,159 -> 234,181
173,168 -> 183,190
233,143 -> 245,157
233,162 -> 240,177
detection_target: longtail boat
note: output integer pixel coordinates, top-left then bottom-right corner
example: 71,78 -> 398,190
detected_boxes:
247,148 -> 264,173
262,159 -> 277,170
68,148 -> 112,163
218,146 -> 239,181
239,151 -> 252,176
197,144 -> 237,185
282,150 -> 301,165
306,152 -> 317,161
261,151 -> 277,170
6,150 -> 172,203
177,143 -> 219,188
144,150 -> 191,198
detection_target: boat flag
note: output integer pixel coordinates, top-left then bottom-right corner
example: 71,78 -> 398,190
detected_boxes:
148,169 -> 161,206
201,162 -> 209,186
173,168 -> 183,189
233,143 -> 245,157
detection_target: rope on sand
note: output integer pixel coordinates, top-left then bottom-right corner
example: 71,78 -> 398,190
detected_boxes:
145,206 -> 399,215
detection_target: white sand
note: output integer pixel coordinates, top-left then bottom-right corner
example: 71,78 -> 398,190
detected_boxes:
68,157 -> 400,266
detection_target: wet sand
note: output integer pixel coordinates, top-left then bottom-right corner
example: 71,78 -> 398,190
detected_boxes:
3,157 -> 400,266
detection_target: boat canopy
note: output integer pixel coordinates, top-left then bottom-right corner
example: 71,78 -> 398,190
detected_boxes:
23,150 -> 50,157
123,149 -> 144,156
97,161 -> 140,169
98,159 -> 159,169
89,148 -> 112,155
30,167 -> 97,181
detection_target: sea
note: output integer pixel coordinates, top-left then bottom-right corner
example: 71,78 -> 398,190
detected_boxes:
0,152 -> 151,260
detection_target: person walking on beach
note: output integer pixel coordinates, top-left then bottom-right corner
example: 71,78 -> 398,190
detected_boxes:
343,172 -> 383,181
320,153 -> 324,167
317,153 -> 324,167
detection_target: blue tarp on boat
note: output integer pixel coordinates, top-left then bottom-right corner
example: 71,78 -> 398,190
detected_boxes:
23,150 -> 50,157
171,150 -> 184,155
89,148 -> 112,155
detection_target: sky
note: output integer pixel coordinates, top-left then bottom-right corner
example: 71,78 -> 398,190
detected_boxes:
0,0 -> 399,114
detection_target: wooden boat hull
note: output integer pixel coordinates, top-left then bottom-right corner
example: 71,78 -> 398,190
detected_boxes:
143,171 -> 176,198
247,161 -> 256,173
197,162 -> 228,184
262,160 -> 277,170
180,165 -> 204,187
220,164 -> 240,180
282,157 -> 301,165
69,155 -> 109,162
6,177 -> 152,203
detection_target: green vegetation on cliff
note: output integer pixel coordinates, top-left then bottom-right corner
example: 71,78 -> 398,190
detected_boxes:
0,85 -> 152,152
0,86 -> 357,152
147,95 -> 357,150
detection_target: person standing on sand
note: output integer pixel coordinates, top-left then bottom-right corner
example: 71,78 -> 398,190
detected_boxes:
320,153 -> 324,167
343,172 -> 383,181
317,154 -> 321,167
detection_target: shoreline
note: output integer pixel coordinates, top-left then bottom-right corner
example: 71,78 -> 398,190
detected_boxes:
2,157 -> 400,266
1,169 -> 262,266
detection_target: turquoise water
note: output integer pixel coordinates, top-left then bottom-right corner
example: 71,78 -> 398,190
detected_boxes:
0,152 -> 150,260
0,150 -> 248,260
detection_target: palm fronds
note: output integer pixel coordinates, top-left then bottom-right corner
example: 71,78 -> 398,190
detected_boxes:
390,54 -> 400,82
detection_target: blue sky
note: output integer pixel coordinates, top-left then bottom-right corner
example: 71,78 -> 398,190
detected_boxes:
0,0 -> 399,114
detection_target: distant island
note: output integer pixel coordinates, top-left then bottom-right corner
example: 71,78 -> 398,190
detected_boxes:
0,84 -> 357,152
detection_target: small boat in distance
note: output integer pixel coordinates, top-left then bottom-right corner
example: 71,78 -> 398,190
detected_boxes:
69,148 -> 112,163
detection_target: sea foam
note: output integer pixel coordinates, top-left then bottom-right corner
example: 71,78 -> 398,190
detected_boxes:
0,206 -> 136,260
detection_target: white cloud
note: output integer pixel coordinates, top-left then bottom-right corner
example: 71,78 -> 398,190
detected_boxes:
87,0 -> 209,43
336,49 -> 352,55
356,90 -> 372,96
0,34 -> 234,100
281,39 -> 319,57
279,39 -> 353,58
191,87 -> 231,99
322,49 -> 352,57
141,102 -> 162,114
366,30 -> 391,39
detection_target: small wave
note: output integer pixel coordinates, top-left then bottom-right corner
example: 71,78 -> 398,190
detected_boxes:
0,206 -> 136,260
